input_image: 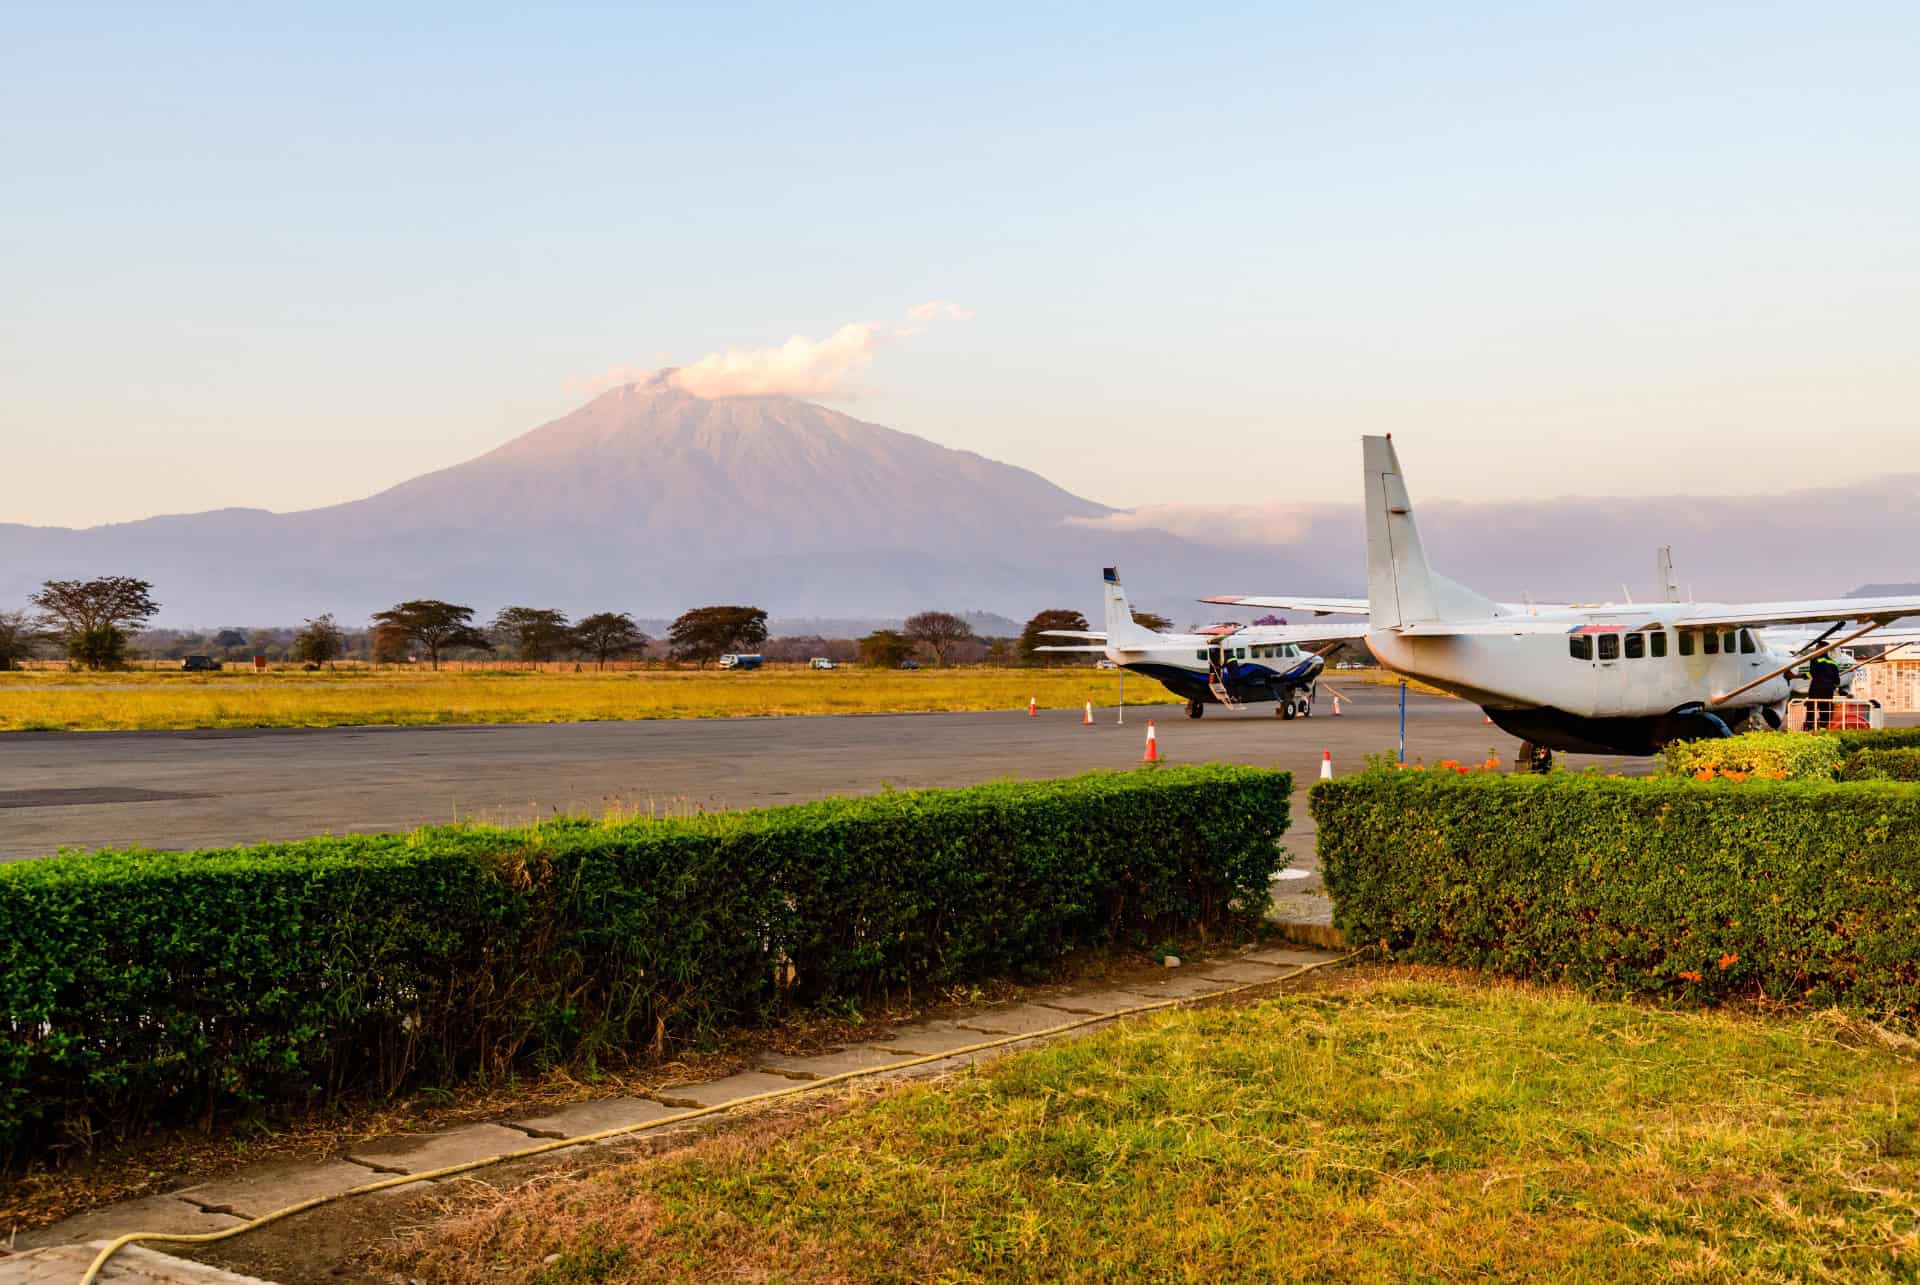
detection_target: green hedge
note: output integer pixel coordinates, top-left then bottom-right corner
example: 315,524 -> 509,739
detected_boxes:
1841,748 -> 1920,782
1833,727 -> 1920,754
1661,730 -> 1843,780
1314,770 -> 1920,1014
0,766 -> 1287,1162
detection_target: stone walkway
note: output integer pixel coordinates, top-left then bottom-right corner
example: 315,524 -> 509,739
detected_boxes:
2,943 -> 1343,1285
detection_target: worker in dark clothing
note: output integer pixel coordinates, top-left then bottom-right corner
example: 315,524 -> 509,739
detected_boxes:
1807,654 -> 1842,729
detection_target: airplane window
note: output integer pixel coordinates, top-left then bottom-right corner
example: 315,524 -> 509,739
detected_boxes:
1651,630 -> 1668,658
1740,630 -> 1757,655
1598,634 -> 1620,661
1570,635 -> 1592,660
1703,631 -> 1719,655
1195,650 -> 1206,661
1722,631 -> 1737,655
1679,631 -> 1695,657
1625,633 -> 1644,659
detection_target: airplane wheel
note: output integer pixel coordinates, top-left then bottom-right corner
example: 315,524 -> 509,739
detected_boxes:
1186,700 -> 1205,719
1299,695 -> 1313,718
1280,701 -> 1296,720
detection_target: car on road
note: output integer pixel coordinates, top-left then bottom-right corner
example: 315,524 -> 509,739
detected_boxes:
899,659 -> 921,670
182,655 -> 221,672
809,657 -> 837,670
1095,658 -> 1118,669
717,653 -> 764,671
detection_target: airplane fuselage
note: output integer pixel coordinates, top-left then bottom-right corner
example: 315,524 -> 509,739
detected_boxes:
1365,615 -> 1792,754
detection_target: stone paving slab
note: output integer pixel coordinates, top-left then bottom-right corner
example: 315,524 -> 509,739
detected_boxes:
757,1046 -> 922,1079
175,1159 -> 375,1220
868,1021 -> 1004,1056
511,1096 -> 683,1139
14,1197 -> 245,1252
1188,961 -> 1304,986
659,1070 -> 805,1107
0,1243 -> 275,1284
953,1004 -> 1093,1036
1110,972 -> 1237,1000
1242,947 -> 1336,969
347,1122 -> 533,1175
1028,989 -> 1158,1016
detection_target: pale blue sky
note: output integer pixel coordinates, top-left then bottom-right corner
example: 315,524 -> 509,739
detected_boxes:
5,2 -> 1916,526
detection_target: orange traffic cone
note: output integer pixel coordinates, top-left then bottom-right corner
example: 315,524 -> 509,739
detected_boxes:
1083,700 -> 1094,725
1142,720 -> 1159,762
1331,693 -> 1342,717
1320,750 -> 1334,780
1028,696 -> 1038,717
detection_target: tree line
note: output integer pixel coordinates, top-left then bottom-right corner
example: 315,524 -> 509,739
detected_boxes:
0,576 -> 1175,672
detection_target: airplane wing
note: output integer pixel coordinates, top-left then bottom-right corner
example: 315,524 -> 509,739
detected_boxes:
1253,623 -> 1373,644
1198,595 -> 1370,616
1391,619 -> 1581,636
1671,595 -> 1920,629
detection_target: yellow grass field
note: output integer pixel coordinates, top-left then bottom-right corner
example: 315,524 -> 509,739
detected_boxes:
0,665 -> 1175,732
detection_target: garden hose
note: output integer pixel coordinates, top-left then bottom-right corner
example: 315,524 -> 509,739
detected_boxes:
79,948 -> 1361,1284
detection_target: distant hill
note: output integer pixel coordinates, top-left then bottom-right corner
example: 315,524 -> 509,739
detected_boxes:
0,376 -> 1318,626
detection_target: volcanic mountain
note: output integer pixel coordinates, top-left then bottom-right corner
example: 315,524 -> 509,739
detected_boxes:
0,376 -> 1308,624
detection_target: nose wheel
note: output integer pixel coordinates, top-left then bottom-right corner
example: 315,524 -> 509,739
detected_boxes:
1186,699 -> 1205,719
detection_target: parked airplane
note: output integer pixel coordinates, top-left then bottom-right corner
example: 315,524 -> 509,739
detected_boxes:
1204,436 -> 1920,764
1035,568 -> 1365,718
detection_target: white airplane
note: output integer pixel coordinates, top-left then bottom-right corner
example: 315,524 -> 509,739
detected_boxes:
1203,435 -> 1920,764
1035,568 -> 1366,718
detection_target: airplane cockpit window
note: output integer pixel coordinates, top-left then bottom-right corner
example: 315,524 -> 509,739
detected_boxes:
1740,630 -> 1757,654
1625,633 -> 1645,659
1570,635 -> 1592,661
1679,631 -> 1695,656
1703,631 -> 1720,655
1597,634 -> 1620,661
1194,650 -> 1207,661
1651,630 -> 1668,658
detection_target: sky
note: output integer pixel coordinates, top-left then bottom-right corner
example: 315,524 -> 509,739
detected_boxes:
4,2 -> 1917,528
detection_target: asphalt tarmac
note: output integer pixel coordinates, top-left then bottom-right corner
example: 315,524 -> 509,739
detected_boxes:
0,683 -> 1647,861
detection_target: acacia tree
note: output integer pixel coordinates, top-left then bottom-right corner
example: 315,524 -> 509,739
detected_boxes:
903,611 -> 973,667
1019,609 -> 1090,666
668,606 -> 768,667
858,628 -> 914,668
492,606 -> 572,662
573,612 -> 648,668
292,614 -> 346,666
0,609 -> 43,671
368,600 -> 492,670
31,576 -> 160,670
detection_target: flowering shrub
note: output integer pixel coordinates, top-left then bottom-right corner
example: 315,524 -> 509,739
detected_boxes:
1661,730 -> 1842,781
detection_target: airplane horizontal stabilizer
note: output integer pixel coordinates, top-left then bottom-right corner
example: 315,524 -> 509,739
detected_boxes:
1030,644 -> 1113,653
1036,630 -> 1109,640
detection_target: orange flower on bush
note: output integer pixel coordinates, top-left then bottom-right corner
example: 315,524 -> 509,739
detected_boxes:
1722,770 -> 1749,783
1693,768 -> 1715,782
1679,970 -> 1704,982
1717,953 -> 1737,970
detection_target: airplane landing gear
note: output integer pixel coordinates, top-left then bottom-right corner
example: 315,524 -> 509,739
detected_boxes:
1186,699 -> 1205,719
1515,741 -> 1553,774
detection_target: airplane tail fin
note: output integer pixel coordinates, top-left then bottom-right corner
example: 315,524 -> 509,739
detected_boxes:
1363,436 -> 1501,629
1101,567 -> 1158,646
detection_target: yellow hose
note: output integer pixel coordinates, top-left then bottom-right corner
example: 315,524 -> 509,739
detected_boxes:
79,949 -> 1359,1284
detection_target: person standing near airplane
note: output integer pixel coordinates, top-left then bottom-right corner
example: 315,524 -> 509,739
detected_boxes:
1807,652 -> 1842,728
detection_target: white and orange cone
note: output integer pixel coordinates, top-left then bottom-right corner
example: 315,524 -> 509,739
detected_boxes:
1319,750 -> 1333,780
1028,695 -> 1038,718
1142,720 -> 1159,762
1083,700 -> 1094,725
1331,693 -> 1342,717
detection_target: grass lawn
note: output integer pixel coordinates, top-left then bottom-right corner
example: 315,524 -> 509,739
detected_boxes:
0,665 -> 1167,732
395,970 -> 1920,1282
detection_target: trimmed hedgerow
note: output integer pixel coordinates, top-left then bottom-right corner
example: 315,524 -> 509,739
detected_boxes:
1840,748 -> 1920,782
1833,727 -> 1920,754
1314,769 -> 1920,1016
1661,730 -> 1843,781
0,765 -> 1288,1162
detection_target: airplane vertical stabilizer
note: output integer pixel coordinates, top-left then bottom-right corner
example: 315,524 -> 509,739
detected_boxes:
1362,436 -> 1501,628
1101,567 -> 1158,646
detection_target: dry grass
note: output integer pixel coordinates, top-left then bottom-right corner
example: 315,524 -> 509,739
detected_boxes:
392,970 -> 1920,1283
0,666 -> 1169,732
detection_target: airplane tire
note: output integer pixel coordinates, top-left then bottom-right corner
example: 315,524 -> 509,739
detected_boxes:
1186,700 -> 1205,719
1281,701 -> 1296,720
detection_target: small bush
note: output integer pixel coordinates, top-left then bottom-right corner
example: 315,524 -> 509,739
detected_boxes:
0,765 -> 1288,1161
1661,729 -> 1843,781
1840,748 -> 1920,782
1314,768 -> 1920,1016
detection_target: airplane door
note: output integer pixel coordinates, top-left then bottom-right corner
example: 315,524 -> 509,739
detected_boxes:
1591,628 -> 1624,715
1206,643 -> 1225,674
